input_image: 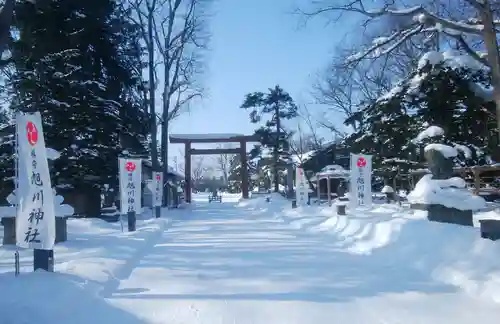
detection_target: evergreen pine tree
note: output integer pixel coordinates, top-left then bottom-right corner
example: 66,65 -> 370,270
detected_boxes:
409,60 -> 496,164
345,93 -> 418,169
240,85 -> 298,192
347,52 -> 496,169
10,0 -> 148,193
0,111 -> 14,201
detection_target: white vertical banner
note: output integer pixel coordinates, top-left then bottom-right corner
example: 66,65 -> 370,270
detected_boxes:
119,158 -> 142,214
15,112 -> 56,250
350,154 -> 372,209
153,171 -> 163,207
295,167 -> 308,206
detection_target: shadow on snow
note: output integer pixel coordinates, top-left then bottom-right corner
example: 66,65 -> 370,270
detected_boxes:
106,201 -> 457,303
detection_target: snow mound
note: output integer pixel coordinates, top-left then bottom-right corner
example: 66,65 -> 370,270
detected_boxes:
275,201 -> 500,302
277,203 -> 422,255
408,174 -> 485,211
0,271 -> 147,324
425,143 -> 458,158
381,185 -> 394,193
428,223 -> 500,303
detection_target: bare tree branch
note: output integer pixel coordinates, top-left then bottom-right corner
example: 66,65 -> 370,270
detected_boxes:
289,118 -> 325,166
128,0 -> 166,172
303,0 -> 500,144
191,155 -> 205,185
213,143 -> 236,185
156,0 -> 211,192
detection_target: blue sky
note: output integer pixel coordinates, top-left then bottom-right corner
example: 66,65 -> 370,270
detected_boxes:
168,0 -> 348,165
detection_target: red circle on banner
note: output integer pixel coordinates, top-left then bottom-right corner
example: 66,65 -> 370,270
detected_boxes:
156,174 -> 161,181
125,161 -> 136,172
26,122 -> 38,146
357,157 -> 367,168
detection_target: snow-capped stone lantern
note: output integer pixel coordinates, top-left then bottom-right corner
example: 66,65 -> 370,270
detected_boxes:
408,126 -> 485,226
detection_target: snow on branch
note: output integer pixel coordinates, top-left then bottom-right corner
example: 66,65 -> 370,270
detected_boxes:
305,2 -> 484,34
413,125 -> 444,143
346,25 -> 424,64
302,1 -> 494,68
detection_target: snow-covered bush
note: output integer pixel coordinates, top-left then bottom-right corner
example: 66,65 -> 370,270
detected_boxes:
412,124 -> 473,167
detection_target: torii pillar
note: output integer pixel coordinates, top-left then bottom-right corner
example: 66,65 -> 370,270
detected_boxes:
184,142 -> 192,203
240,140 -> 249,199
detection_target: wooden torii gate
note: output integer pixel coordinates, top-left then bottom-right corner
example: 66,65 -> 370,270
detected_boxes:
169,133 -> 259,203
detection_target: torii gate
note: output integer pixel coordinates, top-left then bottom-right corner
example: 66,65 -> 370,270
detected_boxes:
169,133 -> 259,203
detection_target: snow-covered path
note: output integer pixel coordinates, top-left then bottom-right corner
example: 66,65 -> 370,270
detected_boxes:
102,199 -> 500,324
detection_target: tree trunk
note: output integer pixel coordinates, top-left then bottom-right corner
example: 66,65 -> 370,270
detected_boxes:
274,105 -> 280,192
162,91 -> 171,206
480,1 -> 500,160
223,167 -> 228,186
147,13 -> 158,171
0,0 -> 14,54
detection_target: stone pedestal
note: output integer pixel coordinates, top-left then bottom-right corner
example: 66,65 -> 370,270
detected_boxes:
34,249 -> 54,272
426,204 -> 473,227
55,216 -> 68,243
1,217 -> 15,245
127,211 -> 136,232
385,192 -> 395,203
410,203 -> 427,211
479,219 -> 500,241
1,216 -> 69,245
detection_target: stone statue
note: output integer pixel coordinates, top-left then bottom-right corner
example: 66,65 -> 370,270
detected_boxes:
424,149 -> 454,180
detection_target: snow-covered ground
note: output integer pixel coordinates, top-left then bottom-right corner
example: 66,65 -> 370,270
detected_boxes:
1,193 -> 500,323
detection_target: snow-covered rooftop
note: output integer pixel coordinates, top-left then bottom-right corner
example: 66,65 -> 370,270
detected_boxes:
314,164 -> 350,180
291,150 -> 317,164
